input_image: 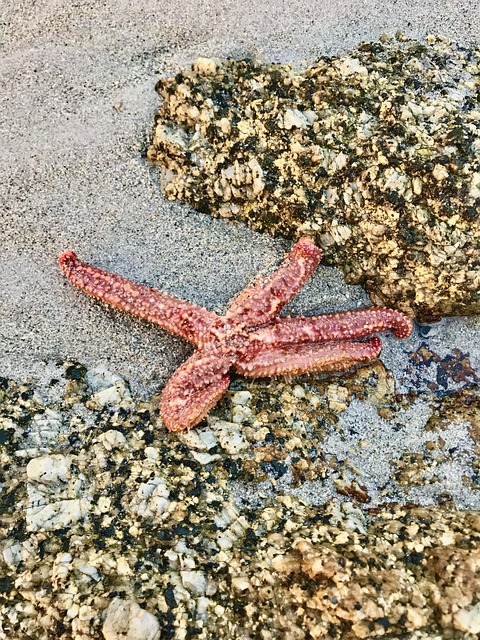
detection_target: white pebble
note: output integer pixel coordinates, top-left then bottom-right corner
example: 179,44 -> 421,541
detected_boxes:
432,164 -> 449,181
177,426 -> 218,451
190,451 -> 221,465
193,57 -> 217,74
26,454 -> 70,484
26,498 -> 91,532
470,172 -> 480,198
78,563 -> 101,581
454,603 -> 480,634
232,391 -> 252,406
231,576 -> 250,592
283,108 -> 311,129
87,366 -> 132,407
99,430 -> 128,451
293,385 -> 306,399
144,447 -> 160,460
232,405 -> 252,424
2,542 -> 22,568
180,570 -> 207,595
102,598 -> 160,640
337,57 -> 368,77
209,419 -> 250,454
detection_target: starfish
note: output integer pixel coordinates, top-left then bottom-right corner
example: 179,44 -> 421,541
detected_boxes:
58,238 -> 413,431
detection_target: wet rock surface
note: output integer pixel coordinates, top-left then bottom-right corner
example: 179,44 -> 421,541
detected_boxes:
0,359 -> 478,639
148,35 -> 480,320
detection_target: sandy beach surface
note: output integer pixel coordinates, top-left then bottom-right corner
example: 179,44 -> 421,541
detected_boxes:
1,2 -> 480,639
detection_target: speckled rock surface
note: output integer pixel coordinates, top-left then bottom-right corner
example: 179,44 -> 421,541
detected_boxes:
0,361 -> 478,639
148,35 -> 480,320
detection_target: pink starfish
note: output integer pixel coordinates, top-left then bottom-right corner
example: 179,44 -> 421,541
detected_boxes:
58,238 -> 413,431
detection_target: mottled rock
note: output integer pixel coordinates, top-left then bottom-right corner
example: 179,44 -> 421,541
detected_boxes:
148,35 -> 480,320
1,368 -> 479,639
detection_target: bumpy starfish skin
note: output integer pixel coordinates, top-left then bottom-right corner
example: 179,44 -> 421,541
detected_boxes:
59,238 -> 413,431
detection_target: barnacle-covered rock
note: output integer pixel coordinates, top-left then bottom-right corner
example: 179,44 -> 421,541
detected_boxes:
148,35 -> 480,320
1,362 -> 479,639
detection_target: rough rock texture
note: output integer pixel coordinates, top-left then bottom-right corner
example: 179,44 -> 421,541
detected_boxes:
148,35 -> 480,320
0,360 -> 479,639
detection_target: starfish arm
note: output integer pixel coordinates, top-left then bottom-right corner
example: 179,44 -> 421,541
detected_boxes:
248,307 -> 414,347
160,349 -> 233,431
234,337 -> 383,377
59,251 -> 218,345
225,237 -> 322,328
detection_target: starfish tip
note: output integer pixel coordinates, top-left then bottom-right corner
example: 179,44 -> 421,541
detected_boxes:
370,336 -> 382,353
58,250 -> 78,271
394,317 -> 414,339
58,249 -> 77,262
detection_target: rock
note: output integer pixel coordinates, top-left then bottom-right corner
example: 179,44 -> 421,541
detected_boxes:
454,603 -> 480,635
127,477 -> 170,519
86,366 -> 132,408
232,391 -> 252,406
26,498 -> 91,532
180,570 -> 207,595
25,454 -> 91,532
148,36 -> 480,319
26,454 -> 70,484
177,426 -> 218,451
209,418 -> 250,454
99,429 -> 128,451
102,598 -> 160,640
